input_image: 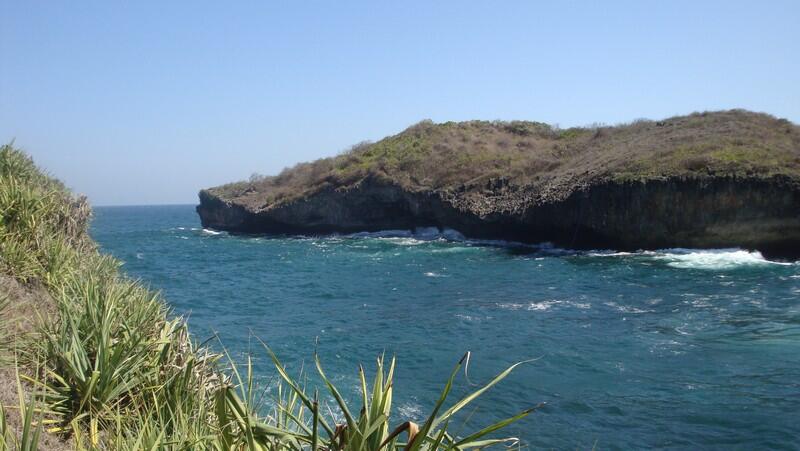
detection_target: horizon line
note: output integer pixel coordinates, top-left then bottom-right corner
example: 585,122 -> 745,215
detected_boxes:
93,202 -> 197,208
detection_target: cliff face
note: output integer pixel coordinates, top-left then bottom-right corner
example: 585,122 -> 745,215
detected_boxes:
198,175 -> 800,258
197,110 -> 800,259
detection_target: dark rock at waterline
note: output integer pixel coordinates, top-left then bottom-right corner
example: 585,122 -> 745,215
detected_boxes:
197,175 -> 800,259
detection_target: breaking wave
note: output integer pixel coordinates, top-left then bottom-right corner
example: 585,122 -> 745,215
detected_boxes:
342,228 -> 796,268
346,227 -> 466,242
647,248 -> 792,270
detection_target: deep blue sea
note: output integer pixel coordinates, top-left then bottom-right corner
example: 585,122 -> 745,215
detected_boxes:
91,205 -> 800,450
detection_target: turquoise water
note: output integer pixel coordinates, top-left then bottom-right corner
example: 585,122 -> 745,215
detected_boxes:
91,205 -> 800,450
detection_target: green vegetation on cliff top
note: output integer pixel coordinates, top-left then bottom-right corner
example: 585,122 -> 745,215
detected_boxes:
207,110 -> 800,211
0,144 -> 533,449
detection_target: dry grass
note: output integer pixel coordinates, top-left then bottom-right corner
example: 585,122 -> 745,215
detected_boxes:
0,370 -> 76,451
207,110 -> 800,211
0,276 -> 74,450
0,276 -> 55,345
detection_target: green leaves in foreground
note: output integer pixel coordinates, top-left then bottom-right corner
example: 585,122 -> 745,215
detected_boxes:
247,344 -> 539,450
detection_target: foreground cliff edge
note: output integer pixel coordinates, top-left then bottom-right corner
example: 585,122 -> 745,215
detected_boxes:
198,110 -> 800,259
1,145 -> 531,449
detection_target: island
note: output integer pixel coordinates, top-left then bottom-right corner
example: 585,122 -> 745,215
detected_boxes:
197,110 -> 800,259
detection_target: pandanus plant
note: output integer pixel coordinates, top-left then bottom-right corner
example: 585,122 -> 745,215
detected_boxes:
214,342 -> 541,450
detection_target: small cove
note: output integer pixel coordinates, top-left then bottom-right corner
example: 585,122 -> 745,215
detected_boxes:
92,204 -> 800,449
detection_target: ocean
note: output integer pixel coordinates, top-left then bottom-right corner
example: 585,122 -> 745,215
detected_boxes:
91,204 -> 800,449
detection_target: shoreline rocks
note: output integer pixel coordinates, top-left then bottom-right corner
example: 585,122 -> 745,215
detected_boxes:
198,175 -> 800,260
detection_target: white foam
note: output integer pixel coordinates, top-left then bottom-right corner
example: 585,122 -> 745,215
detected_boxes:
583,247 -> 793,269
527,300 -> 559,311
337,229 -> 796,269
604,301 -> 650,314
455,313 -> 480,322
497,300 -> 590,311
201,228 -> 224,236
586,250 -> 636,257
431,246 -> 479,254
652,248 -> 791,270
341,228 -> 580,256
397,402 -> 423,421
346,227 -> 467,243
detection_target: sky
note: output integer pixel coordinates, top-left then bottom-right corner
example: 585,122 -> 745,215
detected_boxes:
1,1 -> 799,206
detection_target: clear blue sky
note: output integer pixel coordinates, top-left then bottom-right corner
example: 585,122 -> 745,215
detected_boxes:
2,1 -> 798,205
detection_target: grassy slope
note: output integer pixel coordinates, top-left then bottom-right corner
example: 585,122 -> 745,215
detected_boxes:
0,145 -> 532,450
0,145 -> 200,449
207,110 -> 800,211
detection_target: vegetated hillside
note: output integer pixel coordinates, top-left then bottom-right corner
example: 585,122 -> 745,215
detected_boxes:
206,109 -> 800,215
0,145 -> 530,450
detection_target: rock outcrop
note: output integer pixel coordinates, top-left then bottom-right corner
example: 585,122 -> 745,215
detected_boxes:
197,110 -> 800,259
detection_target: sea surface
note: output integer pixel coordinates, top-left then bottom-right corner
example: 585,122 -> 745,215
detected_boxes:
91,205 -> 800,450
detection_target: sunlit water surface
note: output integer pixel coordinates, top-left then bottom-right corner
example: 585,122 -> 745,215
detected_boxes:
91,205 -> 800,450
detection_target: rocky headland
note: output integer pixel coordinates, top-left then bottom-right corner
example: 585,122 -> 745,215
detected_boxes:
197,110 -> 800,259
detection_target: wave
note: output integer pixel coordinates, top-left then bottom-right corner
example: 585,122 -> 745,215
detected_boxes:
346,227 -> 466,242
589,247 -> 794,270
342,228 -> 570,253
604,301 -> 651,314
497,300 -> 591,311
346,229 -> 416,239
396,401 -> 423,421
343,227 -> 467,246
649,248 -> 792,270
586,250 -> 636,257
229,226 -> 796,269
201,228 -> 225,236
